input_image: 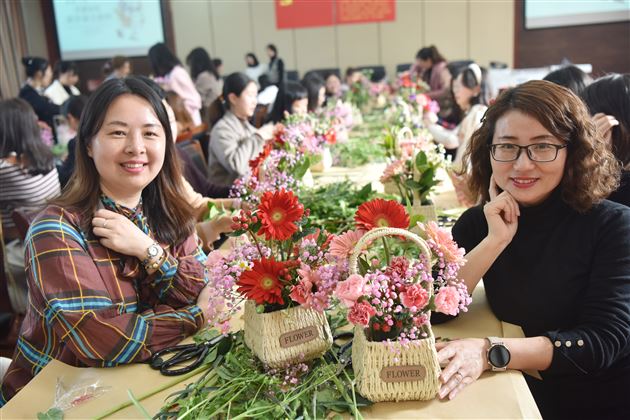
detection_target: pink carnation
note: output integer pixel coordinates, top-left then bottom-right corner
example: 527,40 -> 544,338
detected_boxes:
347,301 -> 376,327
290,266 -> 319,306
400,284 -> 429,311
420,221 -> 466,265
434,286 -> 460,316
334,274 -> 366,307
329,230 -> 364,259
380,159 -> 405,183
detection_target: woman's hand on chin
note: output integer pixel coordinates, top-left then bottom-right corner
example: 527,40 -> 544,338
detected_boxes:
484,175 -> 519,248
92,209 -> 154,259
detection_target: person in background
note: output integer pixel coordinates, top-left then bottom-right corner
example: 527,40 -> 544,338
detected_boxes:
581,73 -> 630,207
244,53 -> 265,87
165,91 -> 195,138
324,72 -> 343,101
543,65 -> 592,97
0,77 -> 214,406
207,72 -> 274,186
436,81 -> 630,419
186,47 -> 222,109
302,73 -> 326,113
103,55 -> 131,81
212,58 -> 223,79
0,98 -> 61,315
44,61 -> 81,106
267,81 -> 308,124
18,56 -> 60,130
148,43 -> 202,125
266,44 -> 284,86
428,63 -> 488,166
57,95 -> 88,188
412,46 -> 452,108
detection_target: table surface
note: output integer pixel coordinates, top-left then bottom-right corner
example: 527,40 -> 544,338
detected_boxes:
0,284 -> 541,419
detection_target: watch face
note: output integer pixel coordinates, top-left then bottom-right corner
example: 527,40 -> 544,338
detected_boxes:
489,344 -> 511,368
148,245 -> 159,257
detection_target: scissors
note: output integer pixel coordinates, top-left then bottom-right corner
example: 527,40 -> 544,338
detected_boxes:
150,333 -> 233,376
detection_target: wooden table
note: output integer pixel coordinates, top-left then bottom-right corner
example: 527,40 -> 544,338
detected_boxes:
0,284 -> 541,419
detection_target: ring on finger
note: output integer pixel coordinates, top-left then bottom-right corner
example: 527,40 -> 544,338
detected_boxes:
102,220 -> 108,229
454,372 -> 464,382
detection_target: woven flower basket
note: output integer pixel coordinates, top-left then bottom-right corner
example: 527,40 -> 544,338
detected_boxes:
349,227 -> 441,402
243,300 -> 333,368
310,147 -> 333,173
411,201 -> 438,223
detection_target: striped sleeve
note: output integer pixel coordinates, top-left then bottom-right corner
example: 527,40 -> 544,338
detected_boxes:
25,211 -> 204,366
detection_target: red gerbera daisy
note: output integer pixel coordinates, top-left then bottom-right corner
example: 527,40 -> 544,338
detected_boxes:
249,142 -> 273,178
258,189 -> 304,240
237,258 -> 285,305
355,199 -> 410,231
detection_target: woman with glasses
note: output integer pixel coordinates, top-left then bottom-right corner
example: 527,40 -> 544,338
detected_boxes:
434,80 -> 630,419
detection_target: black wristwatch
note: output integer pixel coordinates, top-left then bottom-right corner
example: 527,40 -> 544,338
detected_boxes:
486,336 -> 510,372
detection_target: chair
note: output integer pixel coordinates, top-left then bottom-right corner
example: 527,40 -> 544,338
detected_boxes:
396,63 -> 412,74
306,68 -> 341,80
285,70 -> 300,81
447,60 -> 475,78
356,65 -> 386,82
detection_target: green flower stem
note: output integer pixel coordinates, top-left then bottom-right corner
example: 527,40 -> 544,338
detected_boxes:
93,364 -> 214,420
382,237 -> 391,265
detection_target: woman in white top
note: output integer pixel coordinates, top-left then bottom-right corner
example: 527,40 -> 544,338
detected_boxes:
244,53 -> 265,87
428,63 -> 487,167
44,61 -> 81,106
186,47 -> 223,109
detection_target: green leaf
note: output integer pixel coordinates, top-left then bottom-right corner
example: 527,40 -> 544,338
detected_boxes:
415,151 -> 428,168
409,213 -> 425,228
358,257 -> 370,276
293,156 -> 311,179
405,179 -> 423,190
127,389 -> 152,419
37,408 -> 64,420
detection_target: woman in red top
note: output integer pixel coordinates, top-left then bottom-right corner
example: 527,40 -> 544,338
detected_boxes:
0,77 -> 213,405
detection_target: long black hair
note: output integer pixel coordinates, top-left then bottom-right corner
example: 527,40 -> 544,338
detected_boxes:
21,56 -> 49,78
544,65 -> 592,97
302,73 -> 325,112
148,43 -> 181,77
53,61 -> 77,80
449,64 -> 488,123
54,76 -> 195,245
186,47 -> 219,80
582,74 -> 630,168
246,53 -> 259,67
267,81 -> 307,123
0,98 -> 54,175
208,72 -> 255,126
416,45 -> 446,63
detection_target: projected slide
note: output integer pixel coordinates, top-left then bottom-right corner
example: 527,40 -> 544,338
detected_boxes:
53,0 -> 165,60
525,0 -> 630,29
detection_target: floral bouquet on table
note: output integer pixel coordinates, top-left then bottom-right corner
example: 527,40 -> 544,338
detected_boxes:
332,198 -> 470,402
206,188 -> 340,367
325,100 -> 355,143
380,127 -> 446,223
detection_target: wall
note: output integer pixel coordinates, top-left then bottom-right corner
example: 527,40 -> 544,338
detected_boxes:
20,0 -> 48,59
170,0 -> 515,80
514,0 -> 630,75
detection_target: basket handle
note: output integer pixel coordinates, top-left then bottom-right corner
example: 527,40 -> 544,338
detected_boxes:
396,126 -> 414,143
349,227 -> 433,295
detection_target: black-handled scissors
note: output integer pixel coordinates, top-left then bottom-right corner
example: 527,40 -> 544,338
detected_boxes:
150,333 -> 233,376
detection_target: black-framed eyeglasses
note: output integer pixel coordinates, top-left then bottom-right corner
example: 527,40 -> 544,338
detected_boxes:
489,143 -> 568,162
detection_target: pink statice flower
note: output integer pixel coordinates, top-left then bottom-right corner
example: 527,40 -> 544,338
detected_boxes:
334,273 -> 366,307
329,230 -> 365,259
347,300 -> 376,326
434,286 -> 460,316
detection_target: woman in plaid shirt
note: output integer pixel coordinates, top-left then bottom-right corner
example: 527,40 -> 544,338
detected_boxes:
1,77 -> 213,405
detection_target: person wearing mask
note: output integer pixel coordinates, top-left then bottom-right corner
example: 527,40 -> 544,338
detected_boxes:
0,77 -> 214,406
207,73 -> 274,186
266,81 -> 308,124
186,47 -> 222,109
411,46 -> 452,108
148,43 -> 202,125
18,57 -> 60,129
44,61 -> 81,106
435,81 -> 630,419
581,73 -> 630,207
244,53 -> 265,87
266,44 -> 284,86
57,95 -> 88,188
103,56 -> 132,81
0,98 -> 61,315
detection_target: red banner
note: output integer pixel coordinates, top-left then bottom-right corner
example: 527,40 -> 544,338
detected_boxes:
275,0 -> 395,29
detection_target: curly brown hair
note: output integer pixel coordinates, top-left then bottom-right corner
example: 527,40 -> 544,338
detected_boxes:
460,80 -> 620,213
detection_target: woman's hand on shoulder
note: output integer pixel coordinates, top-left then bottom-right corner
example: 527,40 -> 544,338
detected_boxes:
483,175 -> 519,247
92,209 -> 154,260
435,338 -> 490,400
